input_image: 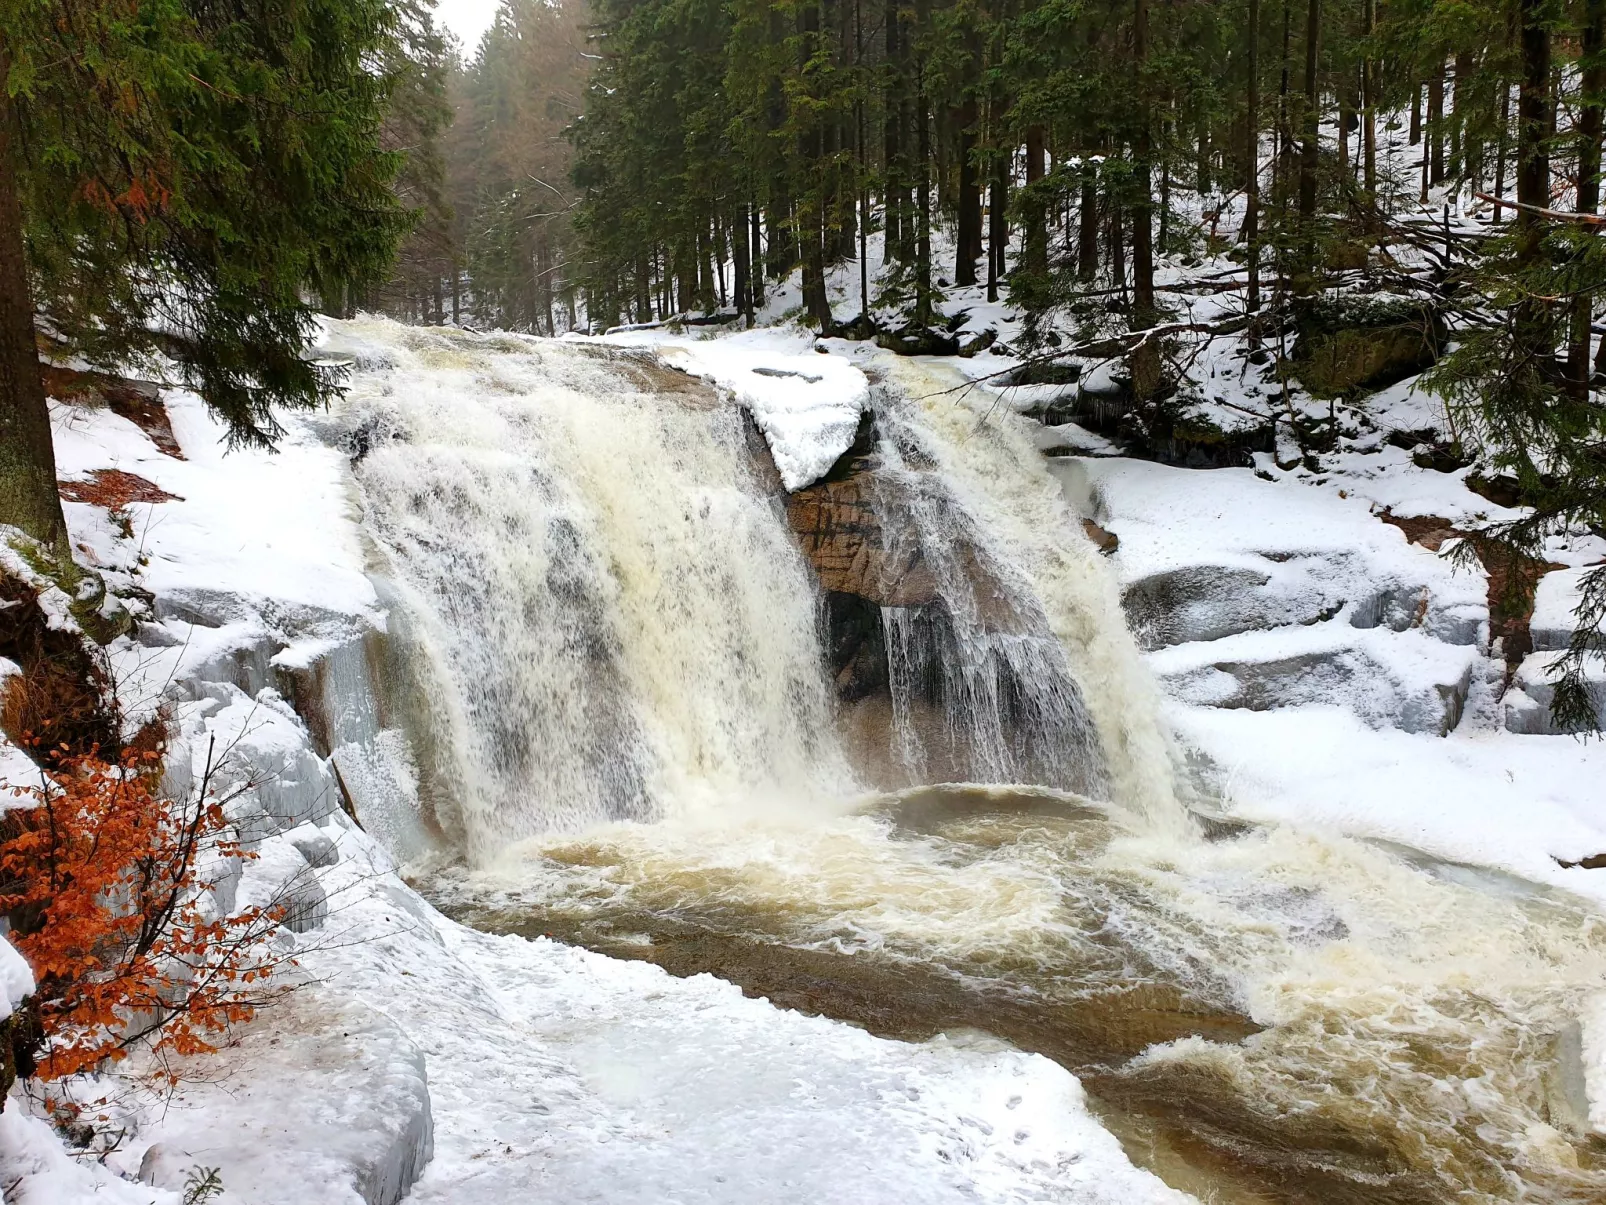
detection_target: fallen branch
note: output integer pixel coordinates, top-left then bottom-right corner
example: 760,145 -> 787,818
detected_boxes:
1471,193 -> 1606,227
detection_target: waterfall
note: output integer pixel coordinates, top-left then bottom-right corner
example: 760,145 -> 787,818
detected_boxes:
871,359 -> 1185,831
334,321 -> 853,865
327,319 -> 1184,864
862,398 -> 1110,797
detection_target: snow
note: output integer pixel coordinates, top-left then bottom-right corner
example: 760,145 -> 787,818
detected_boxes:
0,935 -> 32,1020
0,1111 -> 175,1205
50,394 -> 378,625
1533,566 -> 1597,651
600,327 -> 870,490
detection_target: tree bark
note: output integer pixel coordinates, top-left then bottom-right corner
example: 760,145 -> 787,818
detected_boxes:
1025,125 -> 1047,275
1297,0 -> 1320,283
1429,62 -> 1446,185
1575,0 -> 1604,384
1515,0 -> 1553,367
988,148 -> 1007,302
956,100 -> 981,287
1078,162 -> 1098,280
734,203 -> 754,327
0,67 -> 70,560
1246,0 -> 1262,313
1131,0 -> 1161,400
1362,0 -> 1376,193
916,66 -> 934,324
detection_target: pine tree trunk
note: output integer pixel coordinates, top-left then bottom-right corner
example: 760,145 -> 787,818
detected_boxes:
1429,63 -> 1446,185
1277,0 -> 1293,187
1362,0 -> 1376,193
884,0 -> 904,256
1078,164 -> 1099,280
988,148 -> 1007,302
956,101 -> 981,287
1574,0 -> 1604,385
1452,52 -> 1474,179
1410,83 -> 1422,145
1297,0 -> 1320,286
916,67 -> 934,324
1516,0 -> 1554,364
1131,0 -> 1161,401
1025,126 -> 1047,274
750,209 -> 766,308
0,68 -> 70,561
1246,0 -> 1262,313
735,203 -> 753,327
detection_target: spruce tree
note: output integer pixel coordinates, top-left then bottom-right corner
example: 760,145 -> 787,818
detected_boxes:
0,0 -> 410,563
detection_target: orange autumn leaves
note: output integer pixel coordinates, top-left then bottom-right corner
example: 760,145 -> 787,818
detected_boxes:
0,743 -> 286,1081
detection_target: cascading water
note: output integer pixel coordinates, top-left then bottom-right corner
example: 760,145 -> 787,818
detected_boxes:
324,318 -> 1606,1204
334,321 -> 853,863
865,395 -> 1110,796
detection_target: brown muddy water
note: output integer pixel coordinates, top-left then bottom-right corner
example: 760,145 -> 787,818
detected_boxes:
421,784 -> 1606,1204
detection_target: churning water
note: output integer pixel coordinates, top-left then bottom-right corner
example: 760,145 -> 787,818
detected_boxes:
331,319 -> 1606,1203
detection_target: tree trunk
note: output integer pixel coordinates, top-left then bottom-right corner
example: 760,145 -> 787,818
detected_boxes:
956,101 -> 981,287
1078,164 -> 1099,280
1515,0 -> 1554,367
1246,0 -> 1262,313
916,67 -> 934,324
734,203 -> 754,327
988,148 -> 1007,302
1362,0 -> 1376,193
0,69 -> 70,561
1575,0 -> 1604,385
884,0 -> 904,256
1025,125 -> 1047,275
750,208 -> 766,309
1410,82 -> 1422,145
1297,0 -> 1320,282
1429,62 -> 1446,185
1277,0 -> 1293,186
1131,0 -> 1161,401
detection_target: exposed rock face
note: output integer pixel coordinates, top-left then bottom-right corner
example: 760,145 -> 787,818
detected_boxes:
774,408 -> 1104,793
1292,300 -> 1442,397
783,415 -> 938,609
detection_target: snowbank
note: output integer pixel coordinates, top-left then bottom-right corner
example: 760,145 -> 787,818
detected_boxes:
605,328 -> 870,490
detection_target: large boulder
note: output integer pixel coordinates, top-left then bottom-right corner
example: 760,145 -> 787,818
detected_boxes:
1292,298 -> 1443,397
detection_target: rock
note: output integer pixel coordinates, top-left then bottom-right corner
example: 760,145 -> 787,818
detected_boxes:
1081,518 -> 1119,555
956,328 -> 998,358
1505,651 -> 1606,735
1291,298 -> 1443,397
874,325 -> 960,357
289,825 -> 341,869
1151,628 -> 1477,735
1531,566 -> 1593,652
782,415 -> 938,608
1122,565 -> 1279,650
41,362 -> 184,459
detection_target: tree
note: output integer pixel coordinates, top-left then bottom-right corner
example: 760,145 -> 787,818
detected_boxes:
1,0 -> 411,562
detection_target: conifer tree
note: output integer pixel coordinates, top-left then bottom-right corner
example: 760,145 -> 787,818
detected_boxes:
0,0 -> 411,564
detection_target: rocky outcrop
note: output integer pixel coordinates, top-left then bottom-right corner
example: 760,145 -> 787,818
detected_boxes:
1291,299 -> 1443,397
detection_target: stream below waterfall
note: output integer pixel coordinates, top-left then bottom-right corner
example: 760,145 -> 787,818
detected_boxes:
324,319 -> 1606,1204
